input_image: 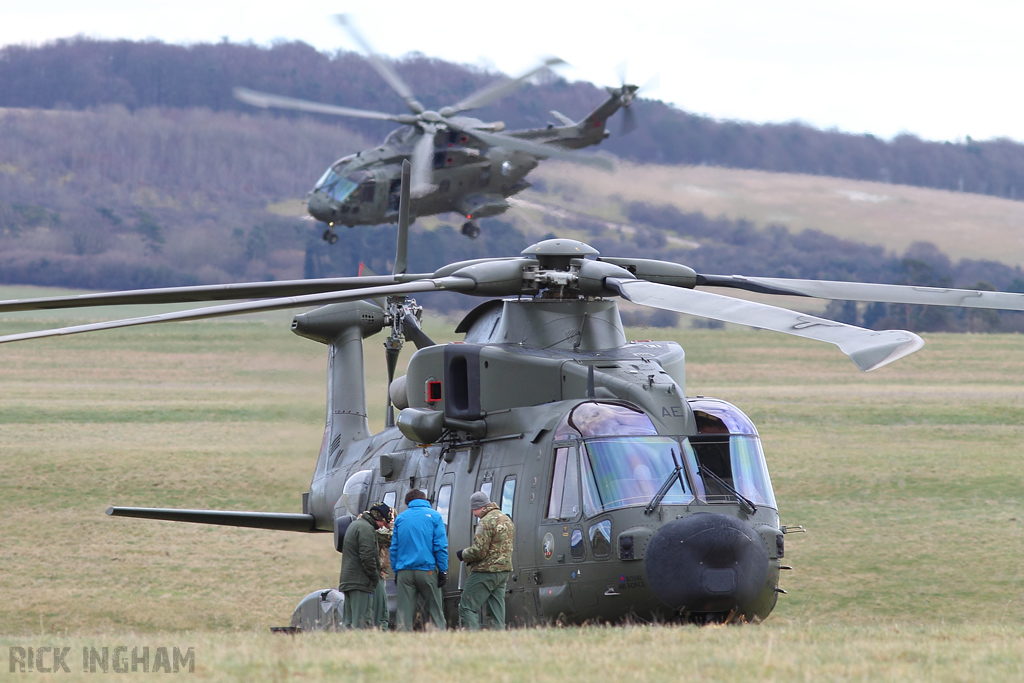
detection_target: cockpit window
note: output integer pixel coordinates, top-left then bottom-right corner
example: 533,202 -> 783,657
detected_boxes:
687,398 -> 776,509
553,402 -> 659,440
580,437 -> 694,516
688,435 -> 777,509
314,169 -> 368,203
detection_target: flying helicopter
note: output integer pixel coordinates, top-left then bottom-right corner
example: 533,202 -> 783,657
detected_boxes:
4,163 -> 1024,627
234,15 -> 633,241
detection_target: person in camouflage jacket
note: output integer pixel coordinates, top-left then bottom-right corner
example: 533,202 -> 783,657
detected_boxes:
456,492 -> 515,629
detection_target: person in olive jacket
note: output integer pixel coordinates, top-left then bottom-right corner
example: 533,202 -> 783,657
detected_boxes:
338,503 -> 391,629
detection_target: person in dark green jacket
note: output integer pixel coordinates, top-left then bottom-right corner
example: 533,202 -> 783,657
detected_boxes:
338,503 -> 391,629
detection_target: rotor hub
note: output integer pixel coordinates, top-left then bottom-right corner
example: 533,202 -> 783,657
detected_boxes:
522,238 -> 599,271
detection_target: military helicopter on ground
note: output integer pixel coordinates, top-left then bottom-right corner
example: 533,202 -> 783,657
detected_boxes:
234,15 -> 632,241
4,162 -> 1024,626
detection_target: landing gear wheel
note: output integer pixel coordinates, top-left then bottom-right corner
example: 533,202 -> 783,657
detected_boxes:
322,229 -> 339,244
461,221 -> 481,239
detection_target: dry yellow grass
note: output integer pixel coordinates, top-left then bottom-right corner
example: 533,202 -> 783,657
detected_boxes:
533,161 -> 1024,266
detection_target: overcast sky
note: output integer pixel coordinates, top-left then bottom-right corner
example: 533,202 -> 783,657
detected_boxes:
3,1 -> 1022,143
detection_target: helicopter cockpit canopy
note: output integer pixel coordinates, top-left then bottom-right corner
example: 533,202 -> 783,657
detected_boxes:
314,167 -> 373,203
553,401 -> 777,517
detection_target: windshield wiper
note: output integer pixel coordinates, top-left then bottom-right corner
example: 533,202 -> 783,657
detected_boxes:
698,466 -> 757,515
644,465 -> 686,516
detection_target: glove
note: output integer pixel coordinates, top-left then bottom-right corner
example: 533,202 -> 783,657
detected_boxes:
456,550 -> 464,562
437,571 -> 447,588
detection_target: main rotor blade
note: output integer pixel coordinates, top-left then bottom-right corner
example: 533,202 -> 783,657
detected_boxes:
0,279 -> 474,345
334,14 -> 424,115
468,129 -> 615,171
445,57 -> 566,114
234,87 -> 416,124
609,278 -> 924,372
409,124 -> 437,197
395,159 -> 411,276
698,275 -> 1024,311
106,506 -> 325,532
0,275 -> 418,313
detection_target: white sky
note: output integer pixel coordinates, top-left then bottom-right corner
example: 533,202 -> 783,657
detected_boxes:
3,1 -> 1023,143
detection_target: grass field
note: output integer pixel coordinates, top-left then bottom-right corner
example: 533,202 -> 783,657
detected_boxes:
2,291 -> 1023,680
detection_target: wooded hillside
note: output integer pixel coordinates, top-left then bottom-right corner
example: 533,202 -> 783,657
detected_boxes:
3,37 -> 1024,200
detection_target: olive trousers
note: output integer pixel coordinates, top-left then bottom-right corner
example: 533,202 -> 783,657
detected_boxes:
342,588 -> 374,629
458,571 -> 509,630
395,569 -> 446,631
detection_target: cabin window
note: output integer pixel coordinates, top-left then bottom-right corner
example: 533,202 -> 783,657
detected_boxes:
570,528 -> 585,560
435,484 -> 452,526
589,520 -> 612,558
546,447 -> 580,520
382,490 -> 396,511
340,469 -> 374,516
359,182 -> 375,203
480,480 -> 492,501
500,477 -> 516,520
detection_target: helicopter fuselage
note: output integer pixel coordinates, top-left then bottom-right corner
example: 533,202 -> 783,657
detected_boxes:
306,90 -> 622,231
296,296 -> 786,625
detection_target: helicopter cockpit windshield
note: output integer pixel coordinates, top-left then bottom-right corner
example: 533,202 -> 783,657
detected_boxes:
687,398 -> 777,509
555,401 -> 777,516
314,165 -> 370,203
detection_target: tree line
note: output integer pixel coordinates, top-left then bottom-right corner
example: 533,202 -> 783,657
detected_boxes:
1,37 -> 1023,200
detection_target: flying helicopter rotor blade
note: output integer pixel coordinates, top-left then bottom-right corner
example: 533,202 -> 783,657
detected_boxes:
233,87 -> 417,124
608,278 -> 924,372
444,56 -> 566,115
409,124 -> 437,197
0,279 -> 475,346
334,14 -> 425,115
0,275 -> 433,313
395,158 -> 411,276
620,105 -> 638,136
465,128 -> 615,171
697,275 -> 1024,311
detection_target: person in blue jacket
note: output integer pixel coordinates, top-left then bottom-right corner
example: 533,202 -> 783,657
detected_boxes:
390,489 -> 449,630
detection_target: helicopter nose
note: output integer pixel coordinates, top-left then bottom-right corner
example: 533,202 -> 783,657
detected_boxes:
307,191 -> 337,223
645,513 -> 769,616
